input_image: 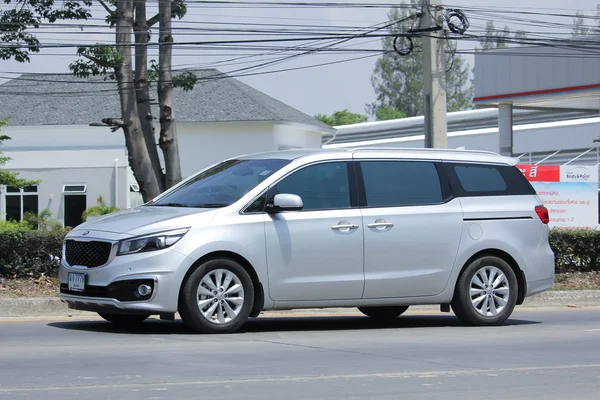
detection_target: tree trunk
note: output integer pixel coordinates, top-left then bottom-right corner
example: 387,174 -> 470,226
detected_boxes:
115,0 -> 161,202
157,0 -> 182,189
134,0 -> 165,193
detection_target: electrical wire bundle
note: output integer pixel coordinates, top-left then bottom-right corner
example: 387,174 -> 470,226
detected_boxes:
2,1 -> 600,96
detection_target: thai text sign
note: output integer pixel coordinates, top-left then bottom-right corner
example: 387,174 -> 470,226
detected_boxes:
517,164 -> 598,229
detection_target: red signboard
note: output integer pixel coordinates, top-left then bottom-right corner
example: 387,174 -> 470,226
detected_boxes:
516,164 -> 560,182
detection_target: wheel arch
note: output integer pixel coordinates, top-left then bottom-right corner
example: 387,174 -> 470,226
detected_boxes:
178,250 -> 265,316
456,249 -> 527,306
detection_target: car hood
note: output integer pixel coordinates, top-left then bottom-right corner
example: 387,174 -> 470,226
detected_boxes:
68,206 -> 218,236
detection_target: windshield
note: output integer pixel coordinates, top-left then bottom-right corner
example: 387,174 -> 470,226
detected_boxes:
151,159 -> 290,208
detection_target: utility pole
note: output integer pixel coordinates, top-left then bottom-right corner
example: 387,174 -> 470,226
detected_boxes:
420,0 -> 448,148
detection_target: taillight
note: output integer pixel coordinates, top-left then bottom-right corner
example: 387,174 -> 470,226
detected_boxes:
535,205 -> 549,224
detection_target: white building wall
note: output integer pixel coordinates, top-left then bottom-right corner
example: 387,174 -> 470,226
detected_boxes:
2,166 -> 129,224
1,121 -> 326,211
177,122 -> 324,178
2,148 -> 130,225
1,124 -> 125,150
1,120 -> 326,220
177,123 -> 277,178
273,123 -> 323,150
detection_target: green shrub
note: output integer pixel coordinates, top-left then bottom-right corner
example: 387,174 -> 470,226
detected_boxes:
1,226 -> 600,279
0,219 -> 31,232
0,229 -> 66,278
550,229 -> 600,273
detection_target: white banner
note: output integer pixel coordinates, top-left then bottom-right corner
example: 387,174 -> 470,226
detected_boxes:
524,165 -> 598,229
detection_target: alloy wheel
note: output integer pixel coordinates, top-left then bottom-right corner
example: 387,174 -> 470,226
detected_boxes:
197,268 -> 245,325
469,266 -> 510,317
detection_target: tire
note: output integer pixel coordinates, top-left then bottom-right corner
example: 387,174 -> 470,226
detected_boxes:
179,258 -> 254,334
98,312 -> 150,327
358,306 -> 409,319
451,256 -> 518,326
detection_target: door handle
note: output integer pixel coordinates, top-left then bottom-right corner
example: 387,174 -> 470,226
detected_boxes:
331,224 -> 359,231
367,222 -> 394,229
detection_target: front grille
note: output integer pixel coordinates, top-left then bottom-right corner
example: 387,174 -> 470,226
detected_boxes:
65,240 -> 112,268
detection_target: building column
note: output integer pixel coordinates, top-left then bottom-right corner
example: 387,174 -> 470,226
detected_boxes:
498,103 -> 513,156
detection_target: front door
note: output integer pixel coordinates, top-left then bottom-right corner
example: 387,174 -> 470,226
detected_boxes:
358,160 -> 463,298
265,161 -> 364,301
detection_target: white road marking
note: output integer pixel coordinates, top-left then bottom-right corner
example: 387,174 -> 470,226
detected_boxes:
1,364 -> 600,393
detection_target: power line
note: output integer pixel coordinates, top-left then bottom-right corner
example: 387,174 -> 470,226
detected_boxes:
0,32 -> 398,49
0,17 -> 401,89
0,12 -> 413,88
0,52 -> 383,96
4,3 -> 600,97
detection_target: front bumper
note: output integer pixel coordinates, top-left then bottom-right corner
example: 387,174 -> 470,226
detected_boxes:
59,247 -> 193,314
60,294 -> 160,315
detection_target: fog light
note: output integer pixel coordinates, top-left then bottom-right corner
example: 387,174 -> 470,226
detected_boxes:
138,284 -> 152,296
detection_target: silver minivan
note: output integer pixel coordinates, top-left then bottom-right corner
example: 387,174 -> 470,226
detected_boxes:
59,148 -> 555,333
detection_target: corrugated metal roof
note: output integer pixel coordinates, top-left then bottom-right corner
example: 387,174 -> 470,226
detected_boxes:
323,109 -> 596,145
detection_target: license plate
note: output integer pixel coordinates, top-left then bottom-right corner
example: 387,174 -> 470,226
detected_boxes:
68,273 -> 86,292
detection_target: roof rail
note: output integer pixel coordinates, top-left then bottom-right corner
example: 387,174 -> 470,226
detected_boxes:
350,147 -> 500,156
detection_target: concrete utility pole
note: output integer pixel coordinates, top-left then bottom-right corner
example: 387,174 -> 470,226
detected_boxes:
420,0 -> 448,148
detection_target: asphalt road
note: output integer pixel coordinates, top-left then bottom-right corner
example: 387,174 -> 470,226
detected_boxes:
1,309 -> 600,399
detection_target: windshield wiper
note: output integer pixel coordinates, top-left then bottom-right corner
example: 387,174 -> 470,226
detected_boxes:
151,202 -> 192,208
193,203 -> 229,208
151,202 -> 230,208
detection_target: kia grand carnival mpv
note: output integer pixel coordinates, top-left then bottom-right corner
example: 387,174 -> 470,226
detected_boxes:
59,148 -> 554,333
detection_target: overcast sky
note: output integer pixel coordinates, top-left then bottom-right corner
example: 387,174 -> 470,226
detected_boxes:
1,0 -> 599,118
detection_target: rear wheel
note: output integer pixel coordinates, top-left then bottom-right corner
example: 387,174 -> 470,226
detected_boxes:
451,256 -> 518,326
179,258 -> 254,334
358,306 -> 409,320
98,312 -> 150,327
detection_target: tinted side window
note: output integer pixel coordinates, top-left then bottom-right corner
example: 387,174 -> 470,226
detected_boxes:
455,165 -> 507,192
445,163 -> 536,197
360,161 -> 443,207
274,162 -> 350,211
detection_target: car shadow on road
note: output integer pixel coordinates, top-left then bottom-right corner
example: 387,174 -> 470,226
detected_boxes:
47,314 -> 540,335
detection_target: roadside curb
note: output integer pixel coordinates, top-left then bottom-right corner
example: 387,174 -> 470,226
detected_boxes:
1,290 -> 599,319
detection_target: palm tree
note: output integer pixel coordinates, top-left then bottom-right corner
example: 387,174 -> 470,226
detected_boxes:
82,196 -> 120,222
23,209 -> 63,231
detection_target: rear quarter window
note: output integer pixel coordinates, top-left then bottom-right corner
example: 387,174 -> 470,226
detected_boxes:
444,162 -> 536,197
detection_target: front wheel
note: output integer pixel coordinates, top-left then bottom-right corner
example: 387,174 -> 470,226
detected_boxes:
451,256 -> 518,326
98,312 -> 150,327
358,306 -> 409,320
179,258 -> 254,334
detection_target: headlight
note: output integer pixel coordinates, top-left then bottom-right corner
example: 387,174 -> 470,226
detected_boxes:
118,228 -> 189,256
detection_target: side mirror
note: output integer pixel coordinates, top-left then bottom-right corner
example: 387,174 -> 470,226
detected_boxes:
267,193 -> 304,213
